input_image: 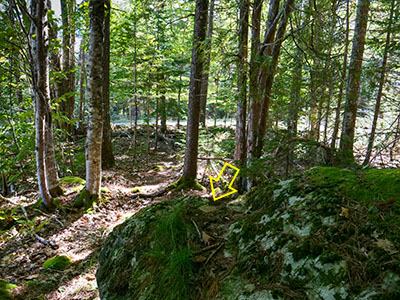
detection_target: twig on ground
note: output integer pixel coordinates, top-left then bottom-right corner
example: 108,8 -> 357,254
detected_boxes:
205,242 -> 224,265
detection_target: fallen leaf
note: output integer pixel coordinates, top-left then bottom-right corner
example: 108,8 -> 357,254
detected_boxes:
192,255 -> 206,263
86,274 -> 96,281
201,231 -> 213,246
340,207 -> 350,219
25,274 -> 39,280
376,239 -> 398,254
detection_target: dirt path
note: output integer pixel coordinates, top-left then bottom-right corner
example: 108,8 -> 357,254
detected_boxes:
0,128 -> 209,300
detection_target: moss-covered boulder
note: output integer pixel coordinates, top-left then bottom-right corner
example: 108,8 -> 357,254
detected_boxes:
42,255 -> 72,270
96,167 -> 400,300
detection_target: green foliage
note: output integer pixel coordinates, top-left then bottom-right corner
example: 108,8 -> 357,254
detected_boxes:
42,255 -> 72,270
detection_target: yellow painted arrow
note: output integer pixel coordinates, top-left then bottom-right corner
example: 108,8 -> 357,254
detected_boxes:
209,162 -> 240,201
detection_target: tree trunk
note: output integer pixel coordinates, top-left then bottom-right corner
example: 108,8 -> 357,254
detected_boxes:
246,0 -> 263,164
199,0 -> 215,127
234,0 -> 249,192
77,0 -> 104,206
30,0 -> 53,208
180,0 -> 209,186
78,38 -> 86,124
363,0 -> 394,165
339,0 -> 370,164
160,94 -> 167,133
60,0 -> 76,135
256,0 -> 295,154
331,0 -> 350,149
101,0 -> 114,169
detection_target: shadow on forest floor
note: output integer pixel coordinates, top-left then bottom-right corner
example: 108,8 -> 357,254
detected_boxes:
0,126 -> 212,300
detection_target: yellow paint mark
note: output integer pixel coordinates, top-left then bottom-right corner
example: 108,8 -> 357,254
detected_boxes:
209,162 -> 240,201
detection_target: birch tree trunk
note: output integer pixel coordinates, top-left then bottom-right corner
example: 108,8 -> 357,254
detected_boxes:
102,0 -> 115,169
339,0 -> 370,164
78,38 -> 86,124
30,0 -> 53,208
76,0 -> 104,207
363,0 -> 394,165
199,0 -> 215,127
180,0 -> 209,187
331,0 -> 350,149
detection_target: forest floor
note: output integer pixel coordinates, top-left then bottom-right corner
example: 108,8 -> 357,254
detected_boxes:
0,125 -> 221,300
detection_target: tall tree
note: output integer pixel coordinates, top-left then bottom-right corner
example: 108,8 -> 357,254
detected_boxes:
78,38 -> 86,124
102,0 -> 114,169
29,0 -> 53,207
363,0 -> 395,165
76,0 -> 104,207
234,0 -> 249,191
246,0 -> 263,165
179,0 -> 209,187
60,0 -> 76,134
199,0 -> 215,127
339,0 -> 370,164
331,0 -> 350,149
256,0 -> 295,154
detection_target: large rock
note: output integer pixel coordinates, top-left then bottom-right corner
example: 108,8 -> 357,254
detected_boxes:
97,167 -> 400,299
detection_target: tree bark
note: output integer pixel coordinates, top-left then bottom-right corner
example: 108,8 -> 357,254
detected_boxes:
331,0 -> 350,149
199,0 -> 215,127
246,0 -> 263,163
181,0 -> 209,185
60,0 -> 76,135
78,38 -> 86,124
234,0 -> 249,192
339,0 -> 370,164
78,0 -> 104,205
255,0 -> 295,154
362,0 -> 394,165
101,0 -> 114,169
30,0 -> 53,208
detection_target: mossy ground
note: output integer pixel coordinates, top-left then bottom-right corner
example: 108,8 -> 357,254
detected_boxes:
225,167 -> 400,299
168,176 -> 206,191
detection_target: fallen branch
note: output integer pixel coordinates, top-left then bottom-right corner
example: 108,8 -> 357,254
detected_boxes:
205,242 -> 224,265
0,194 -> 16,205
198,157 -> 233,163
32,233 -> 58,250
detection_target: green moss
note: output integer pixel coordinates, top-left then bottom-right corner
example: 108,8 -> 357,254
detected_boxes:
152,165 -> 164,171
74,189 -> 99,208
0,278 -> 17,300
42,255 -> 72,270
101,187 -> 109,194
59,176 -> 86,185
130,187 -> 142,193
168,176 -> 205,191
